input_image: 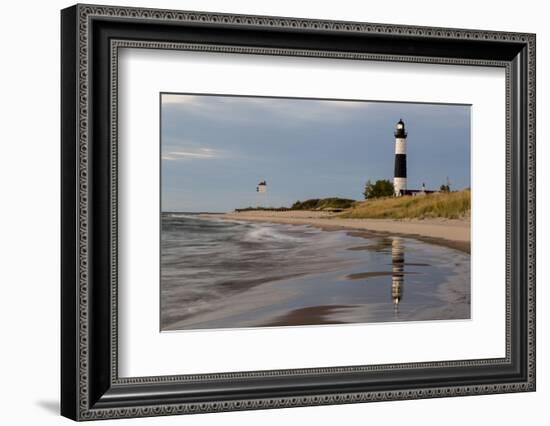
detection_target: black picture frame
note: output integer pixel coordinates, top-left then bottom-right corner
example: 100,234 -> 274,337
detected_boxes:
61,4 -> 536,421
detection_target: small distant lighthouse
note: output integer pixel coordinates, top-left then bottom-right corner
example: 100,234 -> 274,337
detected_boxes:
393,119 -> 407,196
256,180 -> 267,193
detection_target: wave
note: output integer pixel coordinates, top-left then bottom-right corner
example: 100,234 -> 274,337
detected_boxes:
164,213 -> 202,220
164,213 -> 248,226
243,224 -> 300,243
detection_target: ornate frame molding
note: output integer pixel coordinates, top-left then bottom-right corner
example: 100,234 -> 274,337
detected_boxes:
61,4 -> 535,421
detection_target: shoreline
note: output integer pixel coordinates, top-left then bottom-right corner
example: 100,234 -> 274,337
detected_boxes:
201,211 -> 470,253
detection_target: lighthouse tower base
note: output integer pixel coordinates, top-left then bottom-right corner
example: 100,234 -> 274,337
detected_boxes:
394,177 -> 407,196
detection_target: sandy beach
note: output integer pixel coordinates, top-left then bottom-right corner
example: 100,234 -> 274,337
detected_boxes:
204,210 -> 470,253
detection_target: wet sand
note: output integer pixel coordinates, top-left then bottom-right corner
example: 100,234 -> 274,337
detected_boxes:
204,210 -> 470,253
259,305 -> 351,326
346,271 -> 419,280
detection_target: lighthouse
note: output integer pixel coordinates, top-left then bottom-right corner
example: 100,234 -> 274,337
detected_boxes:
256,180 -> 267,193
393,119 -> 407,196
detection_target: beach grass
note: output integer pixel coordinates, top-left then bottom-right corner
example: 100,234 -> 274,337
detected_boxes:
340,189 -> 471,220
291,197 -> 355,210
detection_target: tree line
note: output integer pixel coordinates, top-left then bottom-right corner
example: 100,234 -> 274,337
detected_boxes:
363,179 -> 452,199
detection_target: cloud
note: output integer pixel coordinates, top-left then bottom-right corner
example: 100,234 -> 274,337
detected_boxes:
161,94 -> 199,104
239,97 -> 369,123
161,93 -> 371,127
162,147 -> 221,161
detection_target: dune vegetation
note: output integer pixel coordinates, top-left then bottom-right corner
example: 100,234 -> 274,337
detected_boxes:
339,189 -> 470,220
234,197 -> 355,212
291,197 -> 355,211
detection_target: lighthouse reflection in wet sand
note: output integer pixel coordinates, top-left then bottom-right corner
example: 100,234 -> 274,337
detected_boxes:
391,237 -> 404,308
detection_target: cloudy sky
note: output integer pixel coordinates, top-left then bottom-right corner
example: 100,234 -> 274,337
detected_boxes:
161,93 -> 470,212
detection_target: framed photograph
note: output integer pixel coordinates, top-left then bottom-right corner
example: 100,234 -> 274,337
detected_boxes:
61,4 -> 536,421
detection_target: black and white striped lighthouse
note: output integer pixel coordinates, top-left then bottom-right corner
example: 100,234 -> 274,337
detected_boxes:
393,119 -> 407,196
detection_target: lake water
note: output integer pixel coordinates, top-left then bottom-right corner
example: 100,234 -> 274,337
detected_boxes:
160,213 -> 470,331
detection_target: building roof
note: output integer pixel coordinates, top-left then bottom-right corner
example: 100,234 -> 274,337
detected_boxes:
399,189 -> 437,195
